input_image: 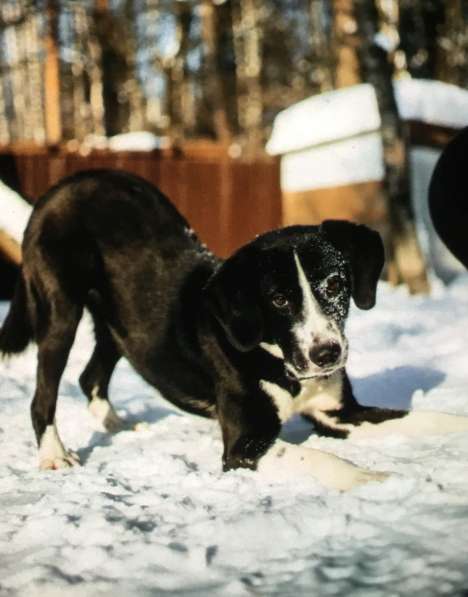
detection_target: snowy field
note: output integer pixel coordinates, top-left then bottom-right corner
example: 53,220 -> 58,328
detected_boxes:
1,277 -> 468,597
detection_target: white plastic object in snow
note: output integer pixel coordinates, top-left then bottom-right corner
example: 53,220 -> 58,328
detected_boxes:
0,180 -> 32,244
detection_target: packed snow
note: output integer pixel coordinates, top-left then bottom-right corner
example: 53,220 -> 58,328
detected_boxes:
1,275 -> 468,596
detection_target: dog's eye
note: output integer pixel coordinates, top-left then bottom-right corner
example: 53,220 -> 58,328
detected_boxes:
325,276 -> 342,297
271,293 -> 289,309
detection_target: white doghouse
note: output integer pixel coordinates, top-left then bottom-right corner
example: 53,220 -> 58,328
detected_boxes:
266,79 -> 468,282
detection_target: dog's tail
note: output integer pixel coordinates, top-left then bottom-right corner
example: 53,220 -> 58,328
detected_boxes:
0,272 -> 34,356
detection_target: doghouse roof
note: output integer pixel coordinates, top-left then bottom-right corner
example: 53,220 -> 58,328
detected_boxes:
266,79 -> 468,156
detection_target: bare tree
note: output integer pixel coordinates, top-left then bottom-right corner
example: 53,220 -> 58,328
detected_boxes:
232,0 -> 263,157
354,0 -> 429,293
331,0 -> 361,88
200,0 -> 231,143
398,0 -> 444,79
309,0 -> 334,91
44,0 -> 62,144
437,0 -> 468,88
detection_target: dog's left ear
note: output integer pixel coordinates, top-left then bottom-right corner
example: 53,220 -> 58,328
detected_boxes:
320,220 -> 385,310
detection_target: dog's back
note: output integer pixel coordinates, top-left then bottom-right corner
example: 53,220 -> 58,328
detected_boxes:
11,170 -> 212,357
0,170 -> 218,468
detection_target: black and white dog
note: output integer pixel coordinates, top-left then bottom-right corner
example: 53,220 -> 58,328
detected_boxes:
1,170 -> 468,490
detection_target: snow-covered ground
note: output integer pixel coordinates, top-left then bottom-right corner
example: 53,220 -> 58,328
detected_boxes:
1,277 -> 468,597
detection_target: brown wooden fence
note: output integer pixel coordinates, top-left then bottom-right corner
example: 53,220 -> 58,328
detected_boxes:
0,144 -> 282,258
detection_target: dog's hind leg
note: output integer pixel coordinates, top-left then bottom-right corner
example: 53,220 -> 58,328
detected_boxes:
31,296 -> 82,470
79,318 -> 124,432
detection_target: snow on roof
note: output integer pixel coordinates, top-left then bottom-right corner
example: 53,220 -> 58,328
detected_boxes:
0,180 -> 32,244
266,84 -> 381,156
266,79 -> 468,156
394,78 -> 468,129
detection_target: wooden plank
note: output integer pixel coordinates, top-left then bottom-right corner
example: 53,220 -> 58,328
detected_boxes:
0,229 -> 22,265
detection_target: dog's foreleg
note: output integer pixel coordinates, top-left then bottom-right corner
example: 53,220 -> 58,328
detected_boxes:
257,439 -> 388,491
347,410 -> 468,440
38,421 -> 80,470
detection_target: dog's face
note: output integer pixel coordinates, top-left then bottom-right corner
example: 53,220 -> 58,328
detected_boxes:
205,221 -> 384,380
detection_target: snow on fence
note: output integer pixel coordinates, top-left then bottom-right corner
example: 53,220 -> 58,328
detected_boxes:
266,79 -> 468,281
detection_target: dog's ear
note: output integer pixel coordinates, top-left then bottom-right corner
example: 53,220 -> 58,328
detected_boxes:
320,220 -> 385,310
203,255 -> 263,352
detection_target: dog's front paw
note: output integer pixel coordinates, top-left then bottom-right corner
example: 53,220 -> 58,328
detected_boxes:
38,424 -> 81,471
39,451 -> 81,470
88,397 -> 127,432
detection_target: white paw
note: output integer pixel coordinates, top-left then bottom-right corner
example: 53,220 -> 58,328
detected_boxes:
38,424 -> 80,471
39,451 -> 81,470
89,397 -> 126,433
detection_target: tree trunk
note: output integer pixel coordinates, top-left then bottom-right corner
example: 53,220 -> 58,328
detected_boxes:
309,0 -> 334,91
398,0 -> 444,79
331,0 -> 361,88
200,0 -> 231,144
166,1 -> 192,142
437,0 -> 468,88
354,0 -> 429,293
44,0 -> 62,145
232,0 -> 263,158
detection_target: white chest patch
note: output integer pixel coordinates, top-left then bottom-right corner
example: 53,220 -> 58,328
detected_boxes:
260,371 -> 344,425
260,380 -> 295,423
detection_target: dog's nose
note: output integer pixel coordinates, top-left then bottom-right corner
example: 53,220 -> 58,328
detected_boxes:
309,342 -> 342,368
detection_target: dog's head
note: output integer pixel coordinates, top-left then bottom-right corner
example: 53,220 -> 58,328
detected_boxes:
204,221 -> 384,380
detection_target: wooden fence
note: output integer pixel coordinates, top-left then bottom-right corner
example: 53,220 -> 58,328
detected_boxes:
0,144 -> 282,258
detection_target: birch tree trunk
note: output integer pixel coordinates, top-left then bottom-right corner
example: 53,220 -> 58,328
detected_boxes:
354,0 -> 429,293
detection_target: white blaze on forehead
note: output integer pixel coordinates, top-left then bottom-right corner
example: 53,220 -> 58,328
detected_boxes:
293,251 -> 331,343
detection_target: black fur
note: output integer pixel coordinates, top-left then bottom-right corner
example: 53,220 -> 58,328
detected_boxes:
429,126 -> 468,269
0,169 -> 396,471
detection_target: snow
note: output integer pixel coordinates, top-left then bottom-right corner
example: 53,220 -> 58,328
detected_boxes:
266,79 -> 468,156
279,132 -> 384,192
2,277 -> 468,596
266,84 -> 381,156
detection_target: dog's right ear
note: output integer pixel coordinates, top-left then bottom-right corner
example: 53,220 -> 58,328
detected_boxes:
203,255 -> 263,352
320,219 -> 385,310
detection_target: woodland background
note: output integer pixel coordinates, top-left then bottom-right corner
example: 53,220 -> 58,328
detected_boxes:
0,0 -> 467,153
0,0 -> 467,295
